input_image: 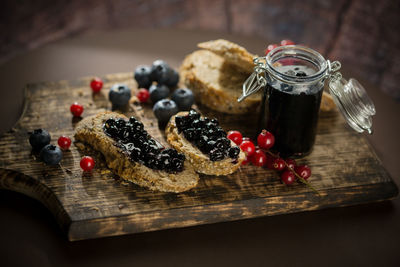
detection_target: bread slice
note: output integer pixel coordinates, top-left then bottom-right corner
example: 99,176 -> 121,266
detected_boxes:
197,39 -> 256,73
165,112 -> 246,176
320,91 -> 336,112
74,111 -> 199,193
180,49 -> 262,114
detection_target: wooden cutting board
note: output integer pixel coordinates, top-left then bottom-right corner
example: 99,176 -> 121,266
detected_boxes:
0,72 -> 397,241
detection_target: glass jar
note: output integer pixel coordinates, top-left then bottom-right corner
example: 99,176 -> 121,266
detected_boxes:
239,45 -> 375,158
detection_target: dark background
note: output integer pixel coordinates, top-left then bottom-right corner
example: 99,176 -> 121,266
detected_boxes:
0,1 -> 400,266
1,0 -> 400,100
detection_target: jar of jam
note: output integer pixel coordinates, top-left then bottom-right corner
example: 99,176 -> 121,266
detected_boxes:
239,45 -> 375,158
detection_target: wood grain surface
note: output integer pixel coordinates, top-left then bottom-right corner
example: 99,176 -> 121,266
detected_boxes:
0,72 -> 397,241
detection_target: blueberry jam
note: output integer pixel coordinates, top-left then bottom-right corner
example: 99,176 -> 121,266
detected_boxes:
175,110 -> 240,161
260,65 -> 323,158
103,117 -> 185,173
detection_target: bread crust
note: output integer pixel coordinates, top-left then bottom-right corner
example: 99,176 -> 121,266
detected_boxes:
198,39 -> 256,73
180,49 -> 261,114
320,91 -> 336,112
74,111 -> 199,193
165,112 -> 245,176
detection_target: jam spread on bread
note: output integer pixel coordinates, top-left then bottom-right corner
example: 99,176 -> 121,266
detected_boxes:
103,116 -> 185,173
175,110 -> 240,161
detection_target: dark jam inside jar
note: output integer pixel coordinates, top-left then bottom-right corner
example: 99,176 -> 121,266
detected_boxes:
261,64 -> 323,158
103,116 -> 185,173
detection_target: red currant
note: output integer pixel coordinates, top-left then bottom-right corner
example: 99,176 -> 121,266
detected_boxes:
90,77 -> 103,93
227,130 -> 243,145
257,129 -> 275,150
57,136 -> 71,150
280,39 -> 295,46
266,153 -> 276,169
251,149 -> 267,167
80,156 -> 95,171
285,158 -> 297,170
295,165 -> 311,180
70,102 -> 84,117
265,44 -> 278,55
272,158 -> 285,171
281,170 -> 295,185
239,140 -> 256,157
136,88 -> 150,103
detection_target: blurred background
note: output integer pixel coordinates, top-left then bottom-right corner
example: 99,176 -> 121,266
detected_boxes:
1,0 -> 399,100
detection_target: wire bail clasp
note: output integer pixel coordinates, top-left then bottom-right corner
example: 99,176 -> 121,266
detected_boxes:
238,57 -> 268,102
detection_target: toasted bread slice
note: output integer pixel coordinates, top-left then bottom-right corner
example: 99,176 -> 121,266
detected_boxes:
197,39 -> 256,73
74,111 -> 199,193
165,112 -> 245,176
180,49 -> 262,114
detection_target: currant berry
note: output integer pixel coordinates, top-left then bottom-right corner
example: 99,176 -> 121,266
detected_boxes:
251,149 -> 267,167
136,88 -> 150,103
265,44 -> 278,55
285,158 -> 297,170
280,39 -> 295,46
257,129 -> 275,150
295,165 -> 311,180
239,140 -> 255,157
80,156 -> 95,171
281,170 -> 295,185
70,102 -> 84,117
57,136 -> 71,150
227,130 -> 243,145
272,158 -> 285,171
266,153 -> 276,169
90,77 -> 103,93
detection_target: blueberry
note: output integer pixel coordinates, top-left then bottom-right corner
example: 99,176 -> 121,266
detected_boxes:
175,115 -> 191,132
171,88 -> 194,111
157,153 -> 171,169
205,140 -> 216,153
209,148 -> 225,161
29,129 -> 51,151
109,84 -> 131,107
134,65 -> 152,89
165,70 -> 180,88
40,144 -> 63,165
158,67 -> 174,85
192,119 -> 204,129
183,128 -> 197,141
228,146 -> 240,158
150,60 -> 170,82
171,157 -> 184,172
149,84 -> 170,103
215,137 -> 231,150
153,99 -> 179,124
130,146 -> 144,162
162,148 -> 178,157
295,71 -> 307,77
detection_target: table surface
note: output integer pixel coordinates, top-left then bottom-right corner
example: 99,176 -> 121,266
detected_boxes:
0,28 -> 399,267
